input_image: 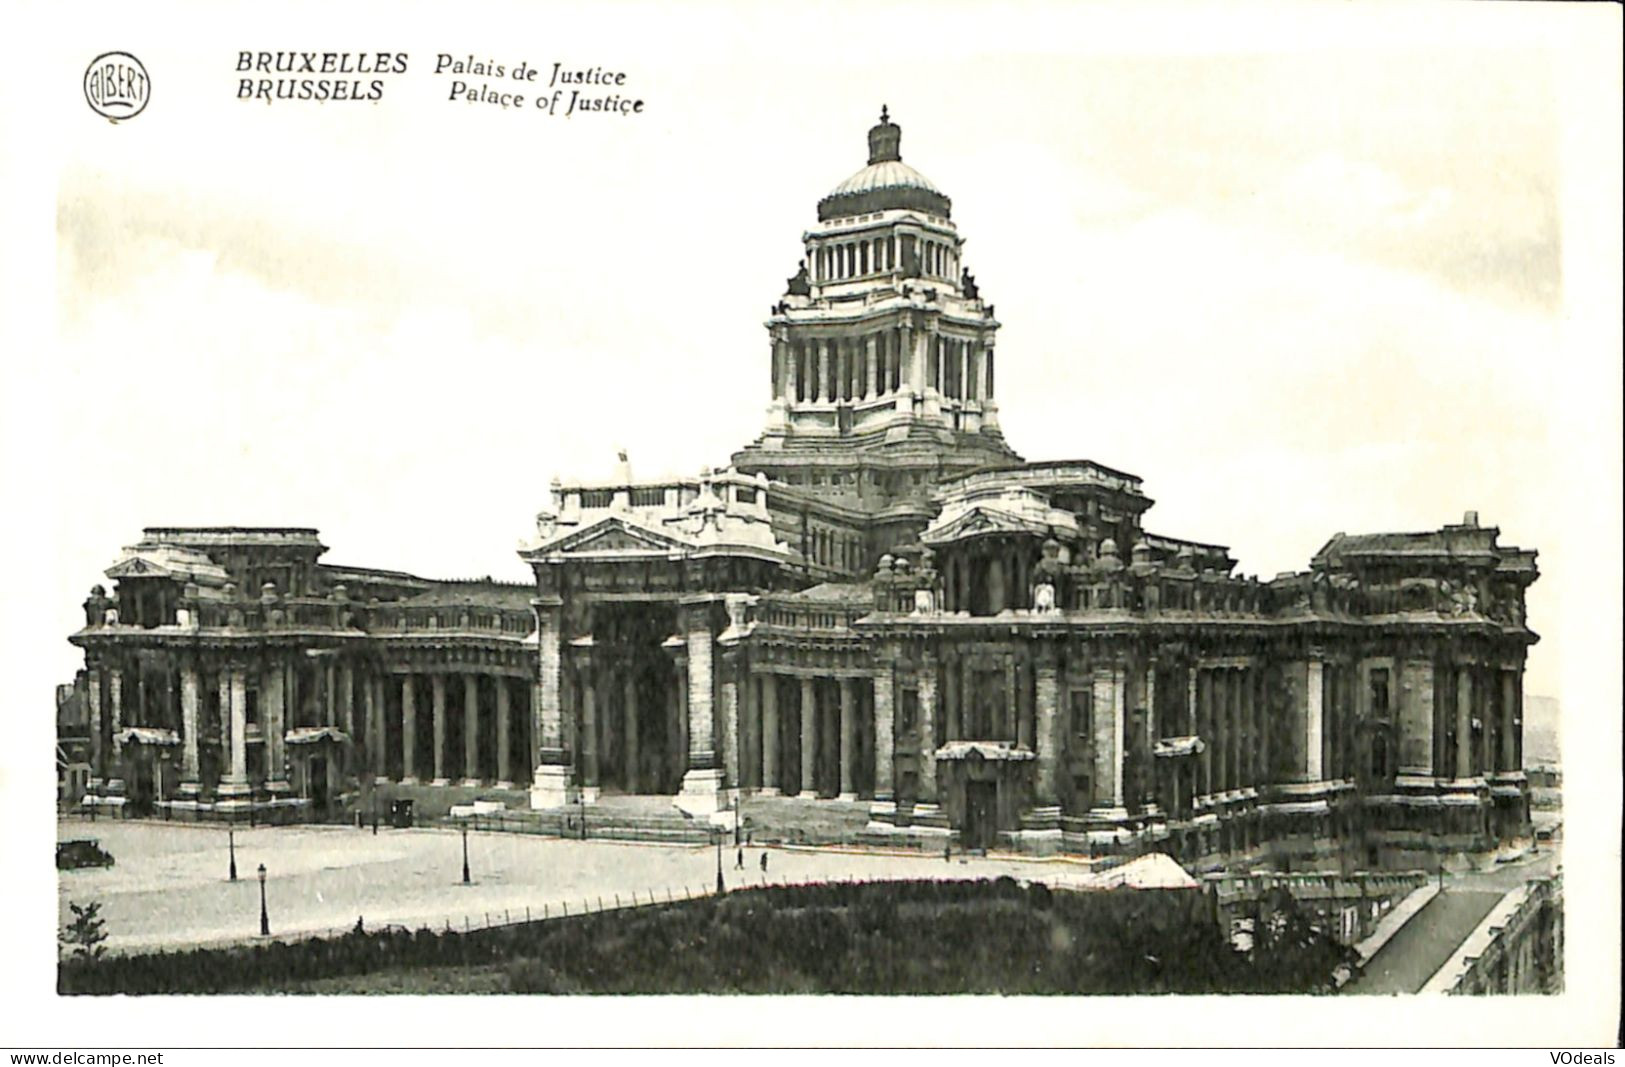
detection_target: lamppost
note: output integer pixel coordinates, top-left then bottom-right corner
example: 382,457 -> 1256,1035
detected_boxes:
733,791 -> 742,848
257,863 -> 269,936
715,828 -> 725,894
579,794 -> 587,840
228,826 -> 238,881
461,821 -> 471,885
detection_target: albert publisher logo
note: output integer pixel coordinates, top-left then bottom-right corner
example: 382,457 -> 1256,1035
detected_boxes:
84,52 -> 150,122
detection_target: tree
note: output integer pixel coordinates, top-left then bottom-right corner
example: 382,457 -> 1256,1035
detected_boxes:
62,900 -> 108,961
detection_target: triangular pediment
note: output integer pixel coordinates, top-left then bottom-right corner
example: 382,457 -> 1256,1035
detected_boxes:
921,506 -> 1048,545
106,554 -> 175,579
549,516 -> 693,556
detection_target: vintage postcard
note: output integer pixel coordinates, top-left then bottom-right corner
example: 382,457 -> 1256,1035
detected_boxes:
2,0 -> 1620,1050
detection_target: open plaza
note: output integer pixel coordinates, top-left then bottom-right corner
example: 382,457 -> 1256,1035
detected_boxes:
56,817 -> 1111,955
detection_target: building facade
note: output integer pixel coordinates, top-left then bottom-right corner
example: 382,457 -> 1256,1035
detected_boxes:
67,110 -> 1538,867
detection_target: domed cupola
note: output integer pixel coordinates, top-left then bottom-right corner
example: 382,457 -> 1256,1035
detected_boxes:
817,107 -> 953,222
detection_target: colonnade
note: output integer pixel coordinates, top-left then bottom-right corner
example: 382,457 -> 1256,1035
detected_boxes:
772,328 -> 992,407
811,232 -> 957,284
81,652 -> 534,803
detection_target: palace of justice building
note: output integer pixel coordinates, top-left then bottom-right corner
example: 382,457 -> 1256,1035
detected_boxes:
61,110 -> 1539,869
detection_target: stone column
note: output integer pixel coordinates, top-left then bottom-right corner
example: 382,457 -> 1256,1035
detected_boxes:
838,677 -> 856,800
220,666 -> 250,797
1091,664 -> 1124,809
866,334 -> 879,400
816,340 -> 829,402
1455,666 -> 1474,780
263,661 -> 288,792
760,673 -> 780,794
324,661 -> 337,728
215,671 -> 231,791
530,599 -> 571,808
178,665 -> 201,795
108,668 -> 124,770
1397,658 -> 1435,778
430,673 -> 448,785
365,676 -> 384,782
676,603 -> 724,815
787,342 -> 800,402
1195,668 -> 1211,795
1498,670 -> 1518,772
577,649 -> 599,802
621,667 -> 640,792
718,652 -> 739,792
401,675 -> 418,783
86,668 -> 104,787
463,674 -> 481,785
1034,653 -> 1059,806
798,677 -> 817,799
873,667 -> 895,802
918,658 -> 938,804
496,677 -> 513,786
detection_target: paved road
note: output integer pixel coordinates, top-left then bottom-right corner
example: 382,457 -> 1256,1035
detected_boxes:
1344,888 -> 1504,994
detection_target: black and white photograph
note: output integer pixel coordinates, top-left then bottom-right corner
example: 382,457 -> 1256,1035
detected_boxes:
2,0 -> 1619,1051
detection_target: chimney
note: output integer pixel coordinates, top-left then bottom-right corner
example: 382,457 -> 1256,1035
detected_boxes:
1463,510 -> 1479,527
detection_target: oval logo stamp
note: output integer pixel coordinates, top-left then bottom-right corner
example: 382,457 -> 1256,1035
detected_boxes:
84,52 -> 150,121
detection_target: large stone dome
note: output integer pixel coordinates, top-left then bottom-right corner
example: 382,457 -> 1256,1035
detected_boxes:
817,107 -> 953,221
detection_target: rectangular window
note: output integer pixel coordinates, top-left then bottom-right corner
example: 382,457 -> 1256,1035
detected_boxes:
630,487 -> 665,507
581,489 -> 613,508
1070,688 -> 1094,740
1369,668 -> 1390,720
899,687 -> 919,733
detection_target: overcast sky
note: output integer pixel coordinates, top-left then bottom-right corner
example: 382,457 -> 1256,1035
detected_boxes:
4,0 -> 1621,1046
43,4 -> 1576,697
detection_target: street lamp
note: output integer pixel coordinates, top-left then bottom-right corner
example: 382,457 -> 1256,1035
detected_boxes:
228,826 -> 238,881
733,791 -> 742,848
461,821 -> 471,885
257,863 -> 269,936
715,828 -> 725,894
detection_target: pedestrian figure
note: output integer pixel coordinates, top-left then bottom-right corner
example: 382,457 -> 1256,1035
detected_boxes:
760,851 -> 769,872
736,847 -> 744,870
945,841 -> 952,862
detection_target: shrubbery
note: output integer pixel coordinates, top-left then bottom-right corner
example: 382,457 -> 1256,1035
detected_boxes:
59,879 -> 1350,995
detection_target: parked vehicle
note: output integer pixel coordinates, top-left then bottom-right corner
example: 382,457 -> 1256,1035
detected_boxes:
57,838 -> 115,869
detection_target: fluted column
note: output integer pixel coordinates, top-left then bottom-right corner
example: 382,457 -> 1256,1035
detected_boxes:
798,677 -> 817,799
622,667 -> 640,792
401,675 -> 418,783
462,674 -> 481,785
816,340 -> 829,402
865,334 -> 879,399
760,673 -> 780,794
838,677 -> 856,800
496,677 -> 512,786
787,342 -> 800,402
